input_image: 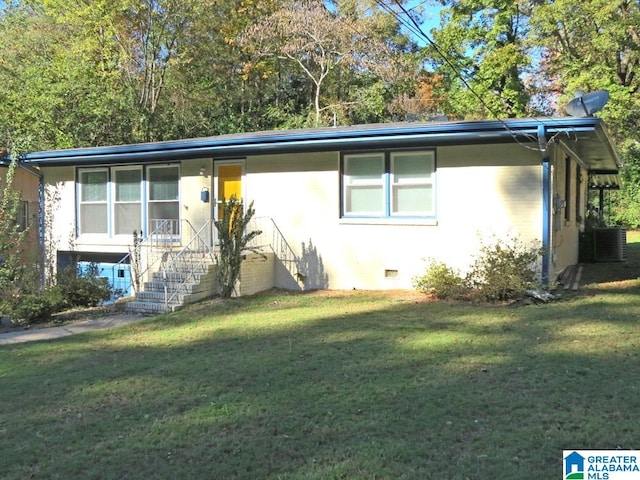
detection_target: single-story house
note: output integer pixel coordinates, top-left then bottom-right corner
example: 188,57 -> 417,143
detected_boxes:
19,117 -> 620,311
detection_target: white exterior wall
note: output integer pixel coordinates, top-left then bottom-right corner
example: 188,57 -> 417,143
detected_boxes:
245,144 -> 543,291
41,143 -> 546,292
41,166 -> 78,255
41,161 -> 215,255
550,147 -> 587,278
180,160 -> 214,234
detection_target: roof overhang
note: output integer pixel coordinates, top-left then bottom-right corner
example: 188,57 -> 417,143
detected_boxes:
0,156 -> 43,178
20,118 -> 621,180
550,119 -> 620,189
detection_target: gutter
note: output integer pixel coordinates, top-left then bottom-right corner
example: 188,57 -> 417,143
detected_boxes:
21,118 -> 602,167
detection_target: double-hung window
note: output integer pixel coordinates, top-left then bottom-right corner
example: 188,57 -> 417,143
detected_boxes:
148,165 -> 180,235
342,150 -> 435,218
79,169 -> 109,234
343,153 -> 385,215
77,164 -> 180,237
113,167 -> 142,235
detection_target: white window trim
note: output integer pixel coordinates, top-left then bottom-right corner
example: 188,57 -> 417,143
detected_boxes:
146,164 -> 181,237
390,151 -> 436,217
76,164 -> 181,240
112,166 -> 143,237
78,167 -> 109,237
342,153 -> 385,216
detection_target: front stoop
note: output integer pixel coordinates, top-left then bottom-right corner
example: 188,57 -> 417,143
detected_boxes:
126,257 -> 217,314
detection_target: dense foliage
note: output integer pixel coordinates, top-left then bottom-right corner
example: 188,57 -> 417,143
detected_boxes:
1,1 -> 639,218
466,235 -> 545,302
0,158 -> 41,320
1,1 -> 638,145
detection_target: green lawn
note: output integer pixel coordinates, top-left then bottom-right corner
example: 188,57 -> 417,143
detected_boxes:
2,234 -> 640,479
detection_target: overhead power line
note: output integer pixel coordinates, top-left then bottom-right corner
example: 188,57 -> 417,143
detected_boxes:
373,0 -> 572,148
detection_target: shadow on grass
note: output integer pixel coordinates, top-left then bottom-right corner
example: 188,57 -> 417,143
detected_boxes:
2,286 -> 640,479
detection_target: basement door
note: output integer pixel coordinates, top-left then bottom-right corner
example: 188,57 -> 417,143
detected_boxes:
214,161 -> 244,221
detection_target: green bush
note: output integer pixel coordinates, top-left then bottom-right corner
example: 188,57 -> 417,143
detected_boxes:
56,263 -> 112,308
413,259 -> 468,299
214,196 -> 263,298
1,263 -> 112,325
467,234 -> 544,302
4,288 -> 64,324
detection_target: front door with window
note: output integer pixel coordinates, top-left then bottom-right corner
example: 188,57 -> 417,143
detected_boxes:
215,162 -> 244,220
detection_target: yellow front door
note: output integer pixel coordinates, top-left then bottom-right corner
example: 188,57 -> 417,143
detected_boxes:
216,163 -> 243,220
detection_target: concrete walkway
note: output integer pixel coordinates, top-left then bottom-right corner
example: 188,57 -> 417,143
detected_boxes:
0,313 -> 147,346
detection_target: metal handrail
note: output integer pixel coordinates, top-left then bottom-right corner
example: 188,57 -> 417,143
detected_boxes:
248,216 -> 300,279
162,220 -> 215,309
110,219 -> 178,298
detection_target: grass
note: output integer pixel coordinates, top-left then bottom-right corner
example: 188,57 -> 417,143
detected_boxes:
2,233 -> 640,479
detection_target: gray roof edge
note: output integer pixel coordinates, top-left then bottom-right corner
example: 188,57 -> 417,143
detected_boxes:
593,120 -> 622,168
23,117 -> 608,166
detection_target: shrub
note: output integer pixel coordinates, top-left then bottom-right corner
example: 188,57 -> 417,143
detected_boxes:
467,234 -> 544,302
214,196 -> 263,298
2,263 -> 112,324
7,288 -> 64,324
413,259 -> 468,299
56,263 -> 112,308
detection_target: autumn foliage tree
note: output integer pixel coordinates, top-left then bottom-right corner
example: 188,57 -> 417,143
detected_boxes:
239,0 -> 420,126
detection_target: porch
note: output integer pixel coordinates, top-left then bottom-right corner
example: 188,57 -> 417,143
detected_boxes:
97,217 -> 302,313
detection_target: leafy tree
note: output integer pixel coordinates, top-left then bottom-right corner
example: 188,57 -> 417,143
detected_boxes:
529,0 -> 640,225
0,157 -> 40,316
611,142 -> 640,228
239,0 -> 420,126
530,0 -> 640,142
214,196 -> 262,298
0,1 -> 137,149
426,0 -> 533,119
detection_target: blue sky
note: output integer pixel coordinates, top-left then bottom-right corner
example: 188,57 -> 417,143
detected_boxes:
399,1 -> 444,46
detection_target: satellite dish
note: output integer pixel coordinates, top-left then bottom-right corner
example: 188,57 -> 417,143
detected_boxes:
564,90 -> 609,117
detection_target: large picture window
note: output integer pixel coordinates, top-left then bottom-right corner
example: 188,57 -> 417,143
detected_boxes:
342,150 -> 435,218
77,164 -> 180,237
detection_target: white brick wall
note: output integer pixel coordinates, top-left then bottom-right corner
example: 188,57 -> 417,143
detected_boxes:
238,252 -> 275,296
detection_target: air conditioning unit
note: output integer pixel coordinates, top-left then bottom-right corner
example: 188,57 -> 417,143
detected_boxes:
593,227 -> 627,262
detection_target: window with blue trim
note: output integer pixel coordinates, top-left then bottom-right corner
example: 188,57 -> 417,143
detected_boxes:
342,150 -> 435,218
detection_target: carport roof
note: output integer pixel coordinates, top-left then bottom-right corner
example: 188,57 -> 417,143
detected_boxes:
14,117 -> 621,182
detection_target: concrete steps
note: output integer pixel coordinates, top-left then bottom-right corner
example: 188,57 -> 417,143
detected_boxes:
126,255 -> 217,313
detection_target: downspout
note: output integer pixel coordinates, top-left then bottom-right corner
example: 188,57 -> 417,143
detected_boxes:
38,168 -> 45,287
538,125 -> 551,286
